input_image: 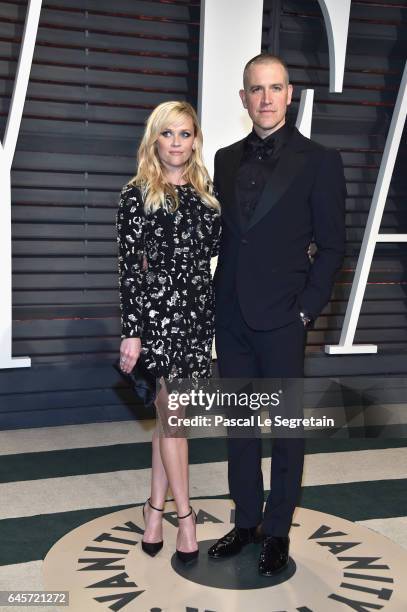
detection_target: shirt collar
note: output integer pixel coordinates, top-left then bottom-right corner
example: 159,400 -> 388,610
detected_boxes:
246,123 -> 292,150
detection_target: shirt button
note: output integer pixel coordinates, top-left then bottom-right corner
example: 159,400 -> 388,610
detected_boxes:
241,238 -> 248,245
251,180 -> 256,186
258,155 -> 262,160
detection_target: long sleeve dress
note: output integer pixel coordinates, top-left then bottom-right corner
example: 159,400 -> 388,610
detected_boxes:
117,183 -> 221,382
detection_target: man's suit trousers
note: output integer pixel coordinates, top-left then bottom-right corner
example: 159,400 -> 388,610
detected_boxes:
215,297 -> 306,536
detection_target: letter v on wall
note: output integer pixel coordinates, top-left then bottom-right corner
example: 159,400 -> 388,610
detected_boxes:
0,0 -> 42,369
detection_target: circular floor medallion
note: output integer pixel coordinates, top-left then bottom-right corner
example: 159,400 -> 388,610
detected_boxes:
43,499 -> 407,611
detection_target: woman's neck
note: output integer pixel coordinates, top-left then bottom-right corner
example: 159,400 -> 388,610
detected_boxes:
163,167 -> 186,186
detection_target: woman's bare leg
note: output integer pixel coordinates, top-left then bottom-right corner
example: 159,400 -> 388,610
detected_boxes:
156,382 -> 197,553
143,424 -> 168,544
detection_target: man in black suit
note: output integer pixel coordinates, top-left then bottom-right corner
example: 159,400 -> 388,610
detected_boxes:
208,53 -> 346,575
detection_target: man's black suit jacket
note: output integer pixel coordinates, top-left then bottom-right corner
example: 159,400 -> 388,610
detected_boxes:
214,127 -> 346,330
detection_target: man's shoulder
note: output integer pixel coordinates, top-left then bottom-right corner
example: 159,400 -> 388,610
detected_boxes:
214,128 -> 340,160
293,128 -> 340,159
215,136 -> 247,159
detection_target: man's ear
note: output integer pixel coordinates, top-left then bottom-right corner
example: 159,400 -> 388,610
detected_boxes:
239,88 -> 247,109
287,83 -> 293,106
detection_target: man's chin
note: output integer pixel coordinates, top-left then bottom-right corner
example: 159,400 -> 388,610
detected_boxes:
253,120 -> 284,132
254,121 -> 282,134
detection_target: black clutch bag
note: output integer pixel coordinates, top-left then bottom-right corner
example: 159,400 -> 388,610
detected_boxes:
114,358 -> 159,408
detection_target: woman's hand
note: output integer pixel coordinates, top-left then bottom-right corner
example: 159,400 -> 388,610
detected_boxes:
119,337 -> 141,373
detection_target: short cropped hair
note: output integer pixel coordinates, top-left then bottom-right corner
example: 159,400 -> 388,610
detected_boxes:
243,53 -> 290,89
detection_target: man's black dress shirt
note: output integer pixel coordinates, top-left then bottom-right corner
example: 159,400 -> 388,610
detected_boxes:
237,123 -> 293,228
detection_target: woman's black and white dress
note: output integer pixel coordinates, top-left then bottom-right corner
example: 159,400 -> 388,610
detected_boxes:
117,183 -> 221,381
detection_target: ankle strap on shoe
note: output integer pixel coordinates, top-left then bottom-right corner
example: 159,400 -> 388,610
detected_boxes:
148,498 -> 164,512
177,506 -> 193,520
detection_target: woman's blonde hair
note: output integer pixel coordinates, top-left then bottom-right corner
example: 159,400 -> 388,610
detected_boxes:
129,100 -> 219,214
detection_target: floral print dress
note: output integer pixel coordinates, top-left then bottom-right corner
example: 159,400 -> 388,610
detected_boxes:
117,183 -> 221,381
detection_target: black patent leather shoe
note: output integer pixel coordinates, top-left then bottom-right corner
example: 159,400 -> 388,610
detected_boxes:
207,526 -> 260,559
258,536 -> 289,576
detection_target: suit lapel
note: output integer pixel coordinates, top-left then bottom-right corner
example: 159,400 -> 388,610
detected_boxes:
246,129 -> 309,231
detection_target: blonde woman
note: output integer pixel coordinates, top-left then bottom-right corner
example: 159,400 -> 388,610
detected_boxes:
116,101 -> 220,563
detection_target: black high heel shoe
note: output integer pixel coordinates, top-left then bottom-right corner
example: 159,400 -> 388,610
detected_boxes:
176,506 -> 199,563
142,498 -> 164,557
